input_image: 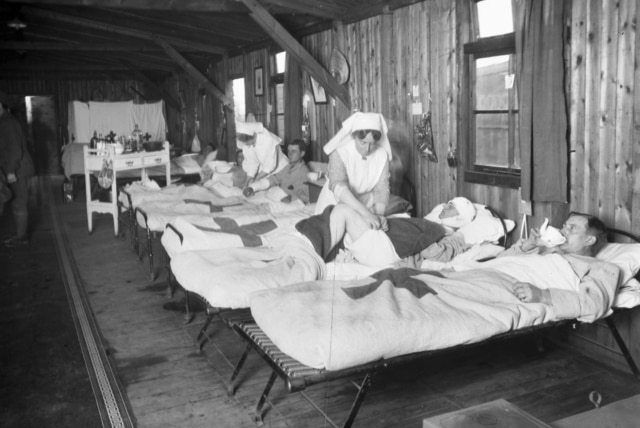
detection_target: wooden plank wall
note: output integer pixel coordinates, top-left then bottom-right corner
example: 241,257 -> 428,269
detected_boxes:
213,0 -> 640,371
564,0 -> 640,370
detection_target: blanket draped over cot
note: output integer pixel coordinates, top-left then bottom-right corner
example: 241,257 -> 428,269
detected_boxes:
161,206 -> 316,259
249,254 -> 620,371
170,233 -> 325,309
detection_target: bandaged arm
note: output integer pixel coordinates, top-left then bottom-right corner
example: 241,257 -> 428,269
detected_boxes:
248,177 -> 272,192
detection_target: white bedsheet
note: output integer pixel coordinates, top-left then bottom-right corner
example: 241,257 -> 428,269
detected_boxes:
161,205 -> 316,259
250,254 -> 620,371
170,233 -> 325,309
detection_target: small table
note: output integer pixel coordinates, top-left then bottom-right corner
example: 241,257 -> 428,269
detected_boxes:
423,399 -> 552,428
83,144 -> 170,237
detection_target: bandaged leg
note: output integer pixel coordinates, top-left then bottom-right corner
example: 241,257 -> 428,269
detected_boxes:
329,203 -> 371,250
344,229 -> 400,267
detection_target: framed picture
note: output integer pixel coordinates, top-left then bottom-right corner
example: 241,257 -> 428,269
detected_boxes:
254,67 -> 264,96
310,76 -> 327,104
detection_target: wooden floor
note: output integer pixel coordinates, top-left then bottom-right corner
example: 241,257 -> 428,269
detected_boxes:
47,176 -> 640,427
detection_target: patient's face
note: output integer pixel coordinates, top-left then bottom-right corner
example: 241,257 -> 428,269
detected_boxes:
287,145 -> 304,163
439,201 -> 459,219
559,215 -> 593,255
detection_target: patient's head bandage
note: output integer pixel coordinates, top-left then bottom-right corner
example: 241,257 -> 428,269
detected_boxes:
439,197 -> 476,229
323,112 -> 392,160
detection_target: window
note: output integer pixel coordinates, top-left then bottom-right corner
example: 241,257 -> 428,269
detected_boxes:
273,51 -> 286,139
232,77 -> 246,124
463,0 -> 519,188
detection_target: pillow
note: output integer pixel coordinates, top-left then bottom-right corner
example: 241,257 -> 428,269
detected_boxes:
384,194 -> 413,216
613,278 -> 640,309
596,243 -> 640,285
456,216 -> 516,245
473,203 -> 493,217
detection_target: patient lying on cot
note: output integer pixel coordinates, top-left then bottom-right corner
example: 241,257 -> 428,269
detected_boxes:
296,196 -> 511,269
250,231 -> 620,371
296,203 -> 447,267
496,211 -> 609,304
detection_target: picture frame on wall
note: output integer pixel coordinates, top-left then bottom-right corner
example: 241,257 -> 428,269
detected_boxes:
310,76 -> 327,104
254,67 -> 264,96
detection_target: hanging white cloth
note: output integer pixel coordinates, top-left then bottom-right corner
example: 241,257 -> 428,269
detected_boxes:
131,100 -> 166,141
67,101 -> 92,143
88,101 -> 135,138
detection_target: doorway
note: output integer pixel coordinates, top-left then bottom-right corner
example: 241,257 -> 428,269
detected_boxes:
25,96 -> 59,175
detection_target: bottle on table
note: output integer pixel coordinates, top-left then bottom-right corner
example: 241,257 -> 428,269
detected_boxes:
90,131 -> 98,149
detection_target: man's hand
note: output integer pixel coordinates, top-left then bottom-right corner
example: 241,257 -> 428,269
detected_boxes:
521,228 -> 544,252
242,186 -> 255,197
7,173 -> 17,184
378,215 -> 389,232
361,210 -> 383,230
513,281 -> 551,304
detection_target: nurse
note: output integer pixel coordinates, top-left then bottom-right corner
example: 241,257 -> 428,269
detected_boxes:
315,111 -> 391,231
235,121 -> 288,187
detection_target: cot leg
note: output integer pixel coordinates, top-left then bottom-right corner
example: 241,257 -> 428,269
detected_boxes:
132,214 -> 139,253
136,224 -> 144,262
254,371 -> 277,426
228,343 -> 252,396
166,262 -> 175,299
146,228 -> 155,281
342,372 -> 375,428
195,312 -> 216,352
183,290 -> 194,324
127,206 -> 134,247
605,317 -> 640,379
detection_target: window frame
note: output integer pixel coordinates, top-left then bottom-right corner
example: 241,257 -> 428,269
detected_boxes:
462,23 -> 520,189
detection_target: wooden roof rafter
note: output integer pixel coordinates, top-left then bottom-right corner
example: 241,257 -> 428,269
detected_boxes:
119,59 -> 182,112
154,38 -> 233,107
22,6 -> 228,55
3,0 -> 248,13
237,0 -> 351,109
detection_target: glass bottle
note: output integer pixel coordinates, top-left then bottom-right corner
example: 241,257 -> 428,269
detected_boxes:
90,131 -> 98,149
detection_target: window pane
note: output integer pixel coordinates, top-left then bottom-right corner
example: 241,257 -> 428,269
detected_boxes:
276,84 -> 284,114
475,113 -> 509,167
275,83 -> 285,139
475,55 -> 511,110
277,117 -> 285,140
276,52 -> 286,74
232,78 -> 245,123
477,0 -> 513,38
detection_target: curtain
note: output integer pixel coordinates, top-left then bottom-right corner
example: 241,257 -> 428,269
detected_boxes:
284,54 -> 303,143
516,0 -> 568,202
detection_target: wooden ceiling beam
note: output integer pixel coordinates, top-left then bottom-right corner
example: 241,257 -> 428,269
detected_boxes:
0,41 -> 197,52
4,0 -> 247,12
119,59 -> 182,112
237,0 -> 350,110
23,6 -> 227,55
154,38 -> 233,107
257,0 -> 344,19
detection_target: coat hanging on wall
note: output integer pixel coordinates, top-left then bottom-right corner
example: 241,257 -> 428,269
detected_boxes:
415,112 -> 437,163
